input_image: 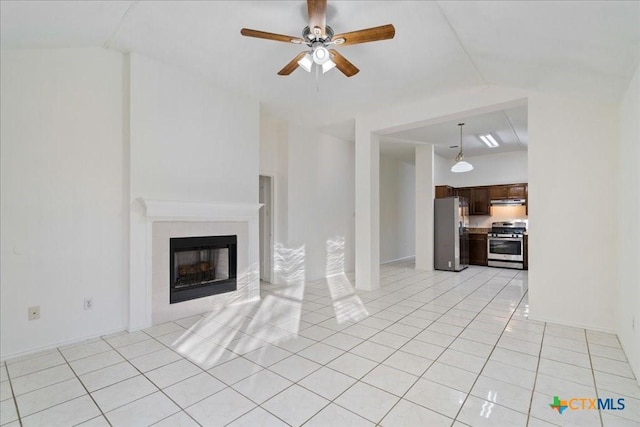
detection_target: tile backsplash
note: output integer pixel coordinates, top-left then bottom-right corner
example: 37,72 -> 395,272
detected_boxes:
469,205 -> 528,228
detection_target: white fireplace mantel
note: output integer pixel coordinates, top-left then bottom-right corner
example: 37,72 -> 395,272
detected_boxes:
129,198 -> 262,331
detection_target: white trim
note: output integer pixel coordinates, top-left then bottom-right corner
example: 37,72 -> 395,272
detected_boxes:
527,315 -> 617,335
258,174 -> 276,284
129,198 -> 262,331
381,255 -> 416,265
1,327 -> 125,361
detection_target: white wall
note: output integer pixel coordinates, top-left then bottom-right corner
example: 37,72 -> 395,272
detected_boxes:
287,127 -> 355,280
527,92 -> 618,332
0,48 -> 127,358
435,150 -> 528,187
434,154 -> 451,185
259,115 -> 288,251
128,53 -> 260,329
415,145 -> 435,271
260,115 -> 280,176
380,156 -> 416,263
617,64 -> 640,383
129,54 -> 258,204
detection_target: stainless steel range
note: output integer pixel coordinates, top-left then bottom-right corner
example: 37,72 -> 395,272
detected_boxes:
487,221 -> 526,269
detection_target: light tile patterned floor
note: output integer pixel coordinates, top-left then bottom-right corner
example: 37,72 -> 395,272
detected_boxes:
1,262 -> 638,426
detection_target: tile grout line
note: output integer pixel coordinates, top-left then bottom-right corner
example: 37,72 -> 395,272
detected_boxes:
7,353 -> 99,424
72,331 -> 196,423
102,329 -> 207,426
449,275 -> 532,424
2,360 -> 23,427
525,322 -> 546,427
231,266 -> 500,425
584,329 -> 605,427
329,268 -> 516,424
56,347 -> 112,427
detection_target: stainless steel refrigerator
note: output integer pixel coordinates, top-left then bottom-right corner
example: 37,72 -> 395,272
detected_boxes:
434,196 -> 469,271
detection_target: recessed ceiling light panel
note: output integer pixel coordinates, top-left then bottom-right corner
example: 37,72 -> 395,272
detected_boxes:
478,133 -> 499,148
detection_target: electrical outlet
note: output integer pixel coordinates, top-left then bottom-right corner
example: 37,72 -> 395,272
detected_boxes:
28,306 -> 40,320
84,298 -> 93,310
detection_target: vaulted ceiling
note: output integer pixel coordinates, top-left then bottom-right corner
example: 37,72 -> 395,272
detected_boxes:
2,1 -> 639,151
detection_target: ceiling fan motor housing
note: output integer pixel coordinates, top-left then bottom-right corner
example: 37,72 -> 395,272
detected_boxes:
302,25 -> 334,45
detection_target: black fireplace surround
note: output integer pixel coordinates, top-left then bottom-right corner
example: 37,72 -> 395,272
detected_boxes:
169,235 -> 237,304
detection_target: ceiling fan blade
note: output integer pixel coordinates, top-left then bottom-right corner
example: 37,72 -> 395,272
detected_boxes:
241,28 -> 304,44
329,49 -> 359,77
333,24 -> 395,46
277,52 -> 308,76
307,0 -> 327,36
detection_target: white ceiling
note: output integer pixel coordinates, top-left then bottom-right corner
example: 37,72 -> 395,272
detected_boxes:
1,1 -> 638,145
386,105 -> 528,160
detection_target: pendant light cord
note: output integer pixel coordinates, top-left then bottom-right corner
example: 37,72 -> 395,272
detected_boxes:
458,123 -> 465,159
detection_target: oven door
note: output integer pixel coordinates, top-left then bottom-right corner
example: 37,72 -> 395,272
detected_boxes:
487,237 -> 523,262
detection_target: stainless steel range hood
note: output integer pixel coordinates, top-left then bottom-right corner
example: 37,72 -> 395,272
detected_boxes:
490,199 -> 526,206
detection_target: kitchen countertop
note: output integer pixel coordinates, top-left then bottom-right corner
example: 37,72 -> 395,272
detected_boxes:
467,228 -> 490,234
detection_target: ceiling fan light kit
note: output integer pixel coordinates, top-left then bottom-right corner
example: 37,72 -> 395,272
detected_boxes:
297,53 -> 313,72
451,123 -> 474,173
240,0 -> 395,78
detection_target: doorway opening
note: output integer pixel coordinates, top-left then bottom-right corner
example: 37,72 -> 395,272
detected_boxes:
259,175 -> 273,283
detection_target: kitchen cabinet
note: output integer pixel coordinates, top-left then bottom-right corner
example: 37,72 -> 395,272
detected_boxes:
508,184 -> 526,199
469,234 -> 488,266
456,188 -> 471,205
489,183 -> 527,200
435,185 -> 455,199
437,183 -> 528,216
457,187 -> 490,216
489,185 -> 508,200
471,187 -> 490,215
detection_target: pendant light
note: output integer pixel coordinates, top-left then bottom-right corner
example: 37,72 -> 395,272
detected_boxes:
451,123 -> 473,173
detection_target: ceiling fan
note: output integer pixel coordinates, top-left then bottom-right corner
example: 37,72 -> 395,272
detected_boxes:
240,0 -> 395,77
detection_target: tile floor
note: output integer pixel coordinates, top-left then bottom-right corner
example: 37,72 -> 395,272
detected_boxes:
1,262 -> 639,426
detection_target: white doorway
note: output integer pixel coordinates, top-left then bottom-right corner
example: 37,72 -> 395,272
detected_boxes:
259,175 -> 273,283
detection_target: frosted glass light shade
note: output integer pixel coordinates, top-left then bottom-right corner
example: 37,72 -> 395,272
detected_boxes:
451,161 -> 474,173
298,53 -> 313,72
322,59 -> 336,73
313,46 -> 330,64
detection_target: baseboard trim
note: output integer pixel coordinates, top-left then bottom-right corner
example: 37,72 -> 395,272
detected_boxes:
381,255 -> 416,265
527,314 -> 617,335
0,326 -> 125,361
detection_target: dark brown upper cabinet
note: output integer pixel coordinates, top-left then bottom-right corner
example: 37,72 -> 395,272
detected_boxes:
435,183 -> 528,216
435,185 -> 455,199
489,184 -> 527,200
456,187 -> 490,215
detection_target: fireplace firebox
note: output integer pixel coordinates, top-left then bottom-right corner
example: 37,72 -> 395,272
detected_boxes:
169,235 -> 237,304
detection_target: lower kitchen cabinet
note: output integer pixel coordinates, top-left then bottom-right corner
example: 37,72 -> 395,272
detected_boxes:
469,234 -> 488,266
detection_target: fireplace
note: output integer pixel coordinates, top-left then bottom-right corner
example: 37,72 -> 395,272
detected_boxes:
170,235 -> 237,303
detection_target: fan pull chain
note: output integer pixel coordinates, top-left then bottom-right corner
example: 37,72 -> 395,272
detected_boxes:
315,64 -> 320,92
